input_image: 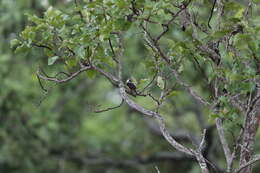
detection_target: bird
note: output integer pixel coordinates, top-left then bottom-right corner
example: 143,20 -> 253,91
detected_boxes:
126,79 -> 138,95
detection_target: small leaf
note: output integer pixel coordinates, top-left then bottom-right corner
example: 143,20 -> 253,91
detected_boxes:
168,90 -> 179,97
211,29 -> 231,39
14,44 -> 30,54
219,96 -> 228,106
252,0 -> 260,4
75,46 -> 85,59
86,69 -> 97,79
157,76 -> 164,89
48,56 -> 59,65
234,8 -> 244,19
10,39 -> 21,48
210,113 -> 220,119
138,78 -> 150,89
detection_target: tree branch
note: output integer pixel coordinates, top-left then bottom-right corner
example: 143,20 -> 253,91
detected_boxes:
235,154 -> 260,173
216,118 -> 233,172
94,99 -> 124,113
117,32 -> 194,156
37,65 -> 92,83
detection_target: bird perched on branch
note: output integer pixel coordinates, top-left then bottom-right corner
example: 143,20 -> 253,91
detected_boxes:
126,79 -> 138,96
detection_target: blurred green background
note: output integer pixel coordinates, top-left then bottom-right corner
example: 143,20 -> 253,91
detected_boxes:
0,0 -> 259,173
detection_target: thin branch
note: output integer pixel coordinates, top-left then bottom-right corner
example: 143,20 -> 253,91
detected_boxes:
155,0 -> 192,42
143,118 -> 200,143
142,24 -> 210,106
120,85 -> 195,155
207,0 -> 217,29
37,74 -> 48,92
192,129 -> 210,173
37,65 -> 91,83
92,65 -> 119,86
74,0 -> 84,22
141,24 -> 171,64
54,71 -> 71,78
199,129 -> 207,151
197,44 -> 221,65
194,151 -> 210,173
32,43 -> 52,51
94,99 -> 124,113
140,72 -> 158,93
117,32 -> 194,156
155,166 -> 161,173
172,68 -> 210,105
216,118 -> 233,172
108,38 -> 119,63
235,154 -> 260,173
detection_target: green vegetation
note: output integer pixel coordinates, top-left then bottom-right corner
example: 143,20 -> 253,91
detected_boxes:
1,0 -> 260,172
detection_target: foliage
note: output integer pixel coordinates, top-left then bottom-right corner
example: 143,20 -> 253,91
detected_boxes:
2,0 -> 260,173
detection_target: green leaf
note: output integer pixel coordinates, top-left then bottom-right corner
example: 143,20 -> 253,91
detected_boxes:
234,33 -> 252,49
45,6 -> 61,18
26,14 -> 43,24
10,39 -> 21,48
75,46 -> 85,59
48,56 -> 59,65
14,44 -> 30,54
157,76 -> 164,89
211,29 -> 231,39
138,78 -> 150,89
116,0 -> 128,8
219,96 -> 228,106
252,0 -> 260,4
86,69 -> 97,79
114,18 -> 131,31
234,8 -> 245,19
210,113 -> 220,119
66,58 -> 77,67
168,90 -> 180,97
20,26 -> 35,43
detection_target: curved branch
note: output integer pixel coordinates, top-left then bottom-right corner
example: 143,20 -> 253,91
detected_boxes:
37,65 -> 92,83
119,86 -> 194,156
140,72 -> 158,93
92,65 -> 119,86
94,99 -> 124,113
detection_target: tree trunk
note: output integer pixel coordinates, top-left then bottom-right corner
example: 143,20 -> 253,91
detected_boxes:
239,98 -> 260,173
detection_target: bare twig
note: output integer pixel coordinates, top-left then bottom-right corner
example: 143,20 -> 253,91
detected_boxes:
140,72 -> 158,93
170,68 -> 210,106
92,66 -> 119,86
108,38 -> 119,63
207,0 -> 217,29
37,65 -> 92,83
199,129 -> 207,151
94,99 -> 124,113
37,74 -> 48,92
32,43 -> 52,50
216,118 -> 233,172
194,151 -> 210,173
155,166 -> 160,173
155,0 -> 192,42
142,23 -> 210,106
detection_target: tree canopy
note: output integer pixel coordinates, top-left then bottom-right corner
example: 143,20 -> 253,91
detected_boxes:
1,0 -> 260,172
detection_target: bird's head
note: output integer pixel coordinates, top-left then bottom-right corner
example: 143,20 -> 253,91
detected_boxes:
126,79 -> 132,83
